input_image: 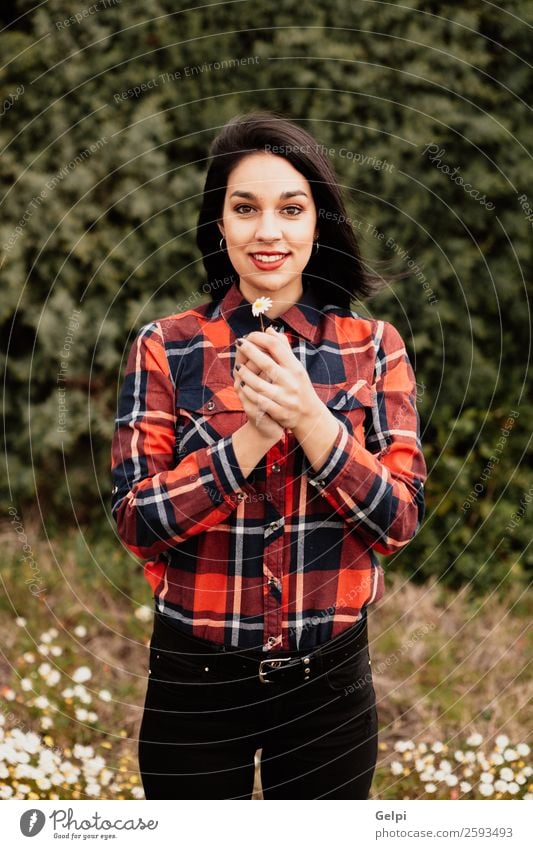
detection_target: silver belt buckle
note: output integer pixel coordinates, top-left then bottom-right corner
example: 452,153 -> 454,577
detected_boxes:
258,656 -> 293,684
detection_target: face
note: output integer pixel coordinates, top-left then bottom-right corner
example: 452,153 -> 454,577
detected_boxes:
218,151 -> 318,303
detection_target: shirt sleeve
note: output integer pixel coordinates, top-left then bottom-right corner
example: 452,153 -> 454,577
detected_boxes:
110,321 -> 256,559
306,320 -> 427,554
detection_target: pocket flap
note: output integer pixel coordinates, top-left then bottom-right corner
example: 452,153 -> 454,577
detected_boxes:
177,385 -> 244,414
315,380 -> 374,411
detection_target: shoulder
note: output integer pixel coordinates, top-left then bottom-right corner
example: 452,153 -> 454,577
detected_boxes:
138,298 -> 216,344
321,304 -> 404,348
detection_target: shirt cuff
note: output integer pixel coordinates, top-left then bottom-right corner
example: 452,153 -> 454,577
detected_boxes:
306,419 -> 348,494
206,435 -> 257,505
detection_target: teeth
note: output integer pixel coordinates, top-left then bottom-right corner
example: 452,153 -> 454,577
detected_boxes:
253,254 -> 287,262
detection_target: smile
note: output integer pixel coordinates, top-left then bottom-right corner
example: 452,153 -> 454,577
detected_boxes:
249,252 -> 290,270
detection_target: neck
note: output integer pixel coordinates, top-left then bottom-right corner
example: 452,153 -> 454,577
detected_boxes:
238,278 -> 304,319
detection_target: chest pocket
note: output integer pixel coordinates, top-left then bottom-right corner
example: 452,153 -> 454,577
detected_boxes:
315,379 -> 375,447
175,385 -> 248,461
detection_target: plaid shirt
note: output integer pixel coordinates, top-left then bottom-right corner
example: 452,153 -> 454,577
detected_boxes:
111,281 -> 427,652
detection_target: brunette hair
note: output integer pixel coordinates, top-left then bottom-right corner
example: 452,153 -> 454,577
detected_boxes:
196,111 -> 384,309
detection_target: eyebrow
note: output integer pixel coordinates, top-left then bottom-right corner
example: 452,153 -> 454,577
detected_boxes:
229,190 -> 309,200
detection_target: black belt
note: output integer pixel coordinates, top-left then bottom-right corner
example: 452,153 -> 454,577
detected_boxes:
151,610 -> 368,686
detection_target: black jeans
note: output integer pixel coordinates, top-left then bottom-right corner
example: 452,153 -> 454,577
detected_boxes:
138,611 -> 378,800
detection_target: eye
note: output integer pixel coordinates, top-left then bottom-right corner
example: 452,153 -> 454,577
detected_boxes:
234,204 -> 255,214
283,206 -> 303,216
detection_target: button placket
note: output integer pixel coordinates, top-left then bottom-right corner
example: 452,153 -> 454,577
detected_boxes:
262,445 -> 286,649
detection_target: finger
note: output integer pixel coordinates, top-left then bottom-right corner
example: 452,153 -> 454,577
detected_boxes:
236,337 -> 286,377
239,331 -> 294,369
238,362 -> 280,399
239,379 -> 285,421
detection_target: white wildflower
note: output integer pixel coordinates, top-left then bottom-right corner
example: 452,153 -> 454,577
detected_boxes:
479,783 -> 494,796
85,782 -> 101,796
480,771 -> 493,783
499,767 -> 514,782
494,779 -> 508,792
503,748 -> 518,762
390,760 -> 403,775
135,605 -> 152,622
50,646 -> 62,656
516,743 -> 530,757
98,689 -> 112,702
74,626 -> 87,637
460,781 -> 472,792
20,678 -> 33,692
495,734 -> 509,749
251,296 -> 273,317
424,783 -> 437,793
466,732 -> 483,746
445,774 -> 458,786
431,741 -> 444,753
507,782 -> 519,795
15,617 -> 26,627
72,666 -> 92,684
73,744 -> 94,760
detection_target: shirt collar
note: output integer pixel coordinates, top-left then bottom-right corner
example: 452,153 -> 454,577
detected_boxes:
219,279 -> 322,343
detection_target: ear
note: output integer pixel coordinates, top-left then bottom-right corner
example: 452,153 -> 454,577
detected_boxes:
217,221 -> 225,237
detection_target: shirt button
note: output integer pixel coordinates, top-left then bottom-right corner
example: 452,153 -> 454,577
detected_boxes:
268,521 -> 279,531
267,636 -> 276,646
271,462 -> 281,473
206,400 -> 215,411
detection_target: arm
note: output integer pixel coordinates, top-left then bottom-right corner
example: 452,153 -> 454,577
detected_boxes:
294,321 -> 427,554
111,321 -> 276,559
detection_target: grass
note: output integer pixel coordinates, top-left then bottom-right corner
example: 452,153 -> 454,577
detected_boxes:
1,518 -> 531,800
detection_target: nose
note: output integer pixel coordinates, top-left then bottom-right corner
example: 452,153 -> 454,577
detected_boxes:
254,211 -> 282,243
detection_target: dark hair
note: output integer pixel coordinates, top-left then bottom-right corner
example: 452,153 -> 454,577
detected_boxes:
196,111 -> 384,309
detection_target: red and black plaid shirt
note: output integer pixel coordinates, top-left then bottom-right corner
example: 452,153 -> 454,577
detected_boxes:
111,281 -> 427,652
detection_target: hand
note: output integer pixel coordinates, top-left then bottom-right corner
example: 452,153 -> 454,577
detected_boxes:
234,332 -> 284,440
233,327 -> 319,431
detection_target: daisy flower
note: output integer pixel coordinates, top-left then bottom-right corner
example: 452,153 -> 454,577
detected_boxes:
251,296 -> 273,331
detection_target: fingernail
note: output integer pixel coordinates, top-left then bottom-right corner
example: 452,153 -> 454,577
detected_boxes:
236,338 -> 244,346
235,364 -> 241,371
240,380 -> 245,387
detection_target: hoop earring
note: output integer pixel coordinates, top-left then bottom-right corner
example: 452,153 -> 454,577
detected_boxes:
313,240 -> 319,255
219,237 -> 226,251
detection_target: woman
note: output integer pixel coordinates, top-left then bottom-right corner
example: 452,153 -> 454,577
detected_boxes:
111,111 -> 427,800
